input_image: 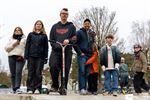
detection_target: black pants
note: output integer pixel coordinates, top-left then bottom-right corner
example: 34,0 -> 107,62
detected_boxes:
8,55 -> 25,91
49,50 -> 72,89
120,75 -> 129,89
133,72 -> 149,93
88,73 -> 98,92
26,57 -> 44,92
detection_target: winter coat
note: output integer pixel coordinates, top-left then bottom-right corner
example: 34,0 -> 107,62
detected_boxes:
50,21 -> 76,53
24,32 -> 48,59
74,28 -> 95,57
100,45 -> 121,68
131,51 -> 148,73
119,63 -> 128,76
86,50 -> 99,74
5,35 -> 26,57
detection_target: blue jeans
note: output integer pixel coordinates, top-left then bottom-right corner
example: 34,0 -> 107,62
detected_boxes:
77,55 -> 91,91
8,56 -> 25,91
104,70 -> 118,92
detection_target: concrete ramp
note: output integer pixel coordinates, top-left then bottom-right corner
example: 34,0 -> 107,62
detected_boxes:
0,94 -> 150,100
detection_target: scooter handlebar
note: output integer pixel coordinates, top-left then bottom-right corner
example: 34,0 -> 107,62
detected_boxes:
49,40 -> 72,46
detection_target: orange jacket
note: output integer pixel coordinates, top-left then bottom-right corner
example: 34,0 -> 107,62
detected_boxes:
86,50 -> 99,74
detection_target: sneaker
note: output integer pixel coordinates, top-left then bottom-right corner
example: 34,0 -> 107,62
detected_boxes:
34,89 -> 40,94
8,90 -> 15,94
92,92 -> 98,95
133,93 -> 141,96
113,91 -> 118,96
49,87 -> 58,92
86,91 -> 92,95
27,90 -> 33,94
80,89 -> 86,95
16,89 -> 23,94
58,87 -> 67,95
141,92 -> 148,95
102,91 -> 109,96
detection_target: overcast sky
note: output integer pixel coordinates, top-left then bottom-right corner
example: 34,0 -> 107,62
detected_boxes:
0,0 -> 150,71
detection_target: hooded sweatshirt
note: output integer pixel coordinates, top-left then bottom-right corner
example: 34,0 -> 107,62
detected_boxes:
50,21 -> 76,52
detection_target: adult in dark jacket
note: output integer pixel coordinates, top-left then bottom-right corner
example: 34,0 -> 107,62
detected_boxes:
100,34 -> 121,96
24,20 -> 48,94
49,8 -> 76,94
74,18 -> 95,95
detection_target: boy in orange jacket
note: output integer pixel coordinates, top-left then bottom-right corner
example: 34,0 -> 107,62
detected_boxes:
86,43 -> 99,95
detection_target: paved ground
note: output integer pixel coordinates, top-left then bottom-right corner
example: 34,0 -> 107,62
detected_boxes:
0,93 -> 150,100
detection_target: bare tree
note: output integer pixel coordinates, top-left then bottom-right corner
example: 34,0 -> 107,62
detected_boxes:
131,20 -> 150,51
72,6 -> 125,52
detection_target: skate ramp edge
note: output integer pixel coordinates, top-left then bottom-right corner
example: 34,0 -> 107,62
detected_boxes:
0,94 -> 150,100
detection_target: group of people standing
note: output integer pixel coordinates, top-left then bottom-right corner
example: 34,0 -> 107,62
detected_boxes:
4,8 -> 150,96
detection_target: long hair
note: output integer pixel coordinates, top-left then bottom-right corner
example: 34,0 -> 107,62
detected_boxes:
32,20 -> 46,34
13,27 -> 24,35
92,43 -> 99,57
92,43 -> 98,51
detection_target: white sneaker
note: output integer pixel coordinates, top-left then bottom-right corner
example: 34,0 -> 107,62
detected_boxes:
102,91 -> 109,96
80,89 -> 86,95
133,93 -> 141,96
34,89 -> 40,94
16,89 -> 22,94
113,91 -> 118,96
8,90 -> 15,94
27,90 -> 33,94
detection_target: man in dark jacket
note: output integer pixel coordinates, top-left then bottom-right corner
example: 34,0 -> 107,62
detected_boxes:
74,18 -> 95,95
49,8 -> 76,94
100,34 -> 121,96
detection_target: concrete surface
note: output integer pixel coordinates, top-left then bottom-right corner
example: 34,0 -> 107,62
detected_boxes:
0,93 -> 150,100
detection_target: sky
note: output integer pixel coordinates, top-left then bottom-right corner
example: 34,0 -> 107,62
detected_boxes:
0,0 -> 150,71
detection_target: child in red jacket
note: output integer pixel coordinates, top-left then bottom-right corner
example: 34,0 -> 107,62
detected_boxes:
86,43 -> 99,95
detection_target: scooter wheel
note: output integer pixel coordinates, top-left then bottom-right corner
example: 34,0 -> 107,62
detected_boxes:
59,88 -> 67,95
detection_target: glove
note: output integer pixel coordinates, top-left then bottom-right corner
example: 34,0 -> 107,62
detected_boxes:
17,37 -> 22,41
44,58 -> 48,64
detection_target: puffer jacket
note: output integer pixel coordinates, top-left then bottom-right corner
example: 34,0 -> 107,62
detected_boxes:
131,51 -> 148,72
86,50 -> 99,74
